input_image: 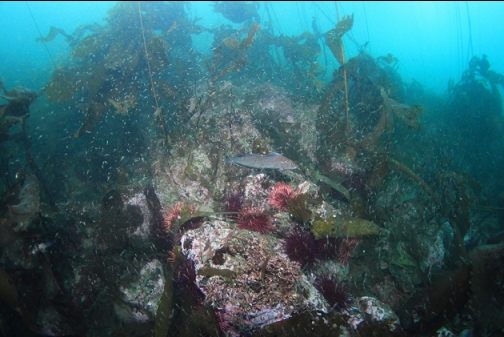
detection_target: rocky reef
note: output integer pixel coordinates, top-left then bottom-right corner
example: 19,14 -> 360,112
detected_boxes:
1,2 -> 504,337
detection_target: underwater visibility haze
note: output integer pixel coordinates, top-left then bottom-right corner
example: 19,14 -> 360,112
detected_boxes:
0,1 -> 504,336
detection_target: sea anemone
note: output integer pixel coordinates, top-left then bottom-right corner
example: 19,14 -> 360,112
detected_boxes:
315,277 -> 351,312
284,229 -> 319,268
268,182 -> 299,211
237,208 -> 274,234
174,258 -> 205,303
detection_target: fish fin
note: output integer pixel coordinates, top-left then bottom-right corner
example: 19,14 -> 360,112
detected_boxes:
268,152 -> 282,156
225,156 -> 234,164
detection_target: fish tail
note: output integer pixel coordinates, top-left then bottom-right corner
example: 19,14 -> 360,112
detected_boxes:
225,156 -> 234,164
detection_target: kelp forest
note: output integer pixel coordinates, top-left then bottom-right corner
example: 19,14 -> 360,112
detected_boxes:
1,1 -> 504,337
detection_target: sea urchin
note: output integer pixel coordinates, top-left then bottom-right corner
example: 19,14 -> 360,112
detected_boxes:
163,202 -> 195,231
315,277 -> 351,312
237,208 -> 274,234
223,192 -> 243,220
337,237 -> 359,266
284,229 -> 319,268
268,182 -> 299,211
174,258 -> 205,303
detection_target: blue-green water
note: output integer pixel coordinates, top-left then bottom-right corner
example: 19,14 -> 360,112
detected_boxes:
2,2 -> 504,92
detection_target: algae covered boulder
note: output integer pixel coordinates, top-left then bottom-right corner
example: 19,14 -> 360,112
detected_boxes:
312,217 -> 384,240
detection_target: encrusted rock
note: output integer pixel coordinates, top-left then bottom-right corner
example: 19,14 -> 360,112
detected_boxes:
181,220 -> 328,334
119,259 -> 165,319
357,296 -> 400,331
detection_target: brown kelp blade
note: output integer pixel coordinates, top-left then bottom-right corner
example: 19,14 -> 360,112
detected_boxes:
326,14 -> 354,65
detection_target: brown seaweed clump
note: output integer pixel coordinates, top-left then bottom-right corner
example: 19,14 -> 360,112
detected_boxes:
41,1 -> 194,138
325,14 -> 354,65
287,194 -> 313,224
